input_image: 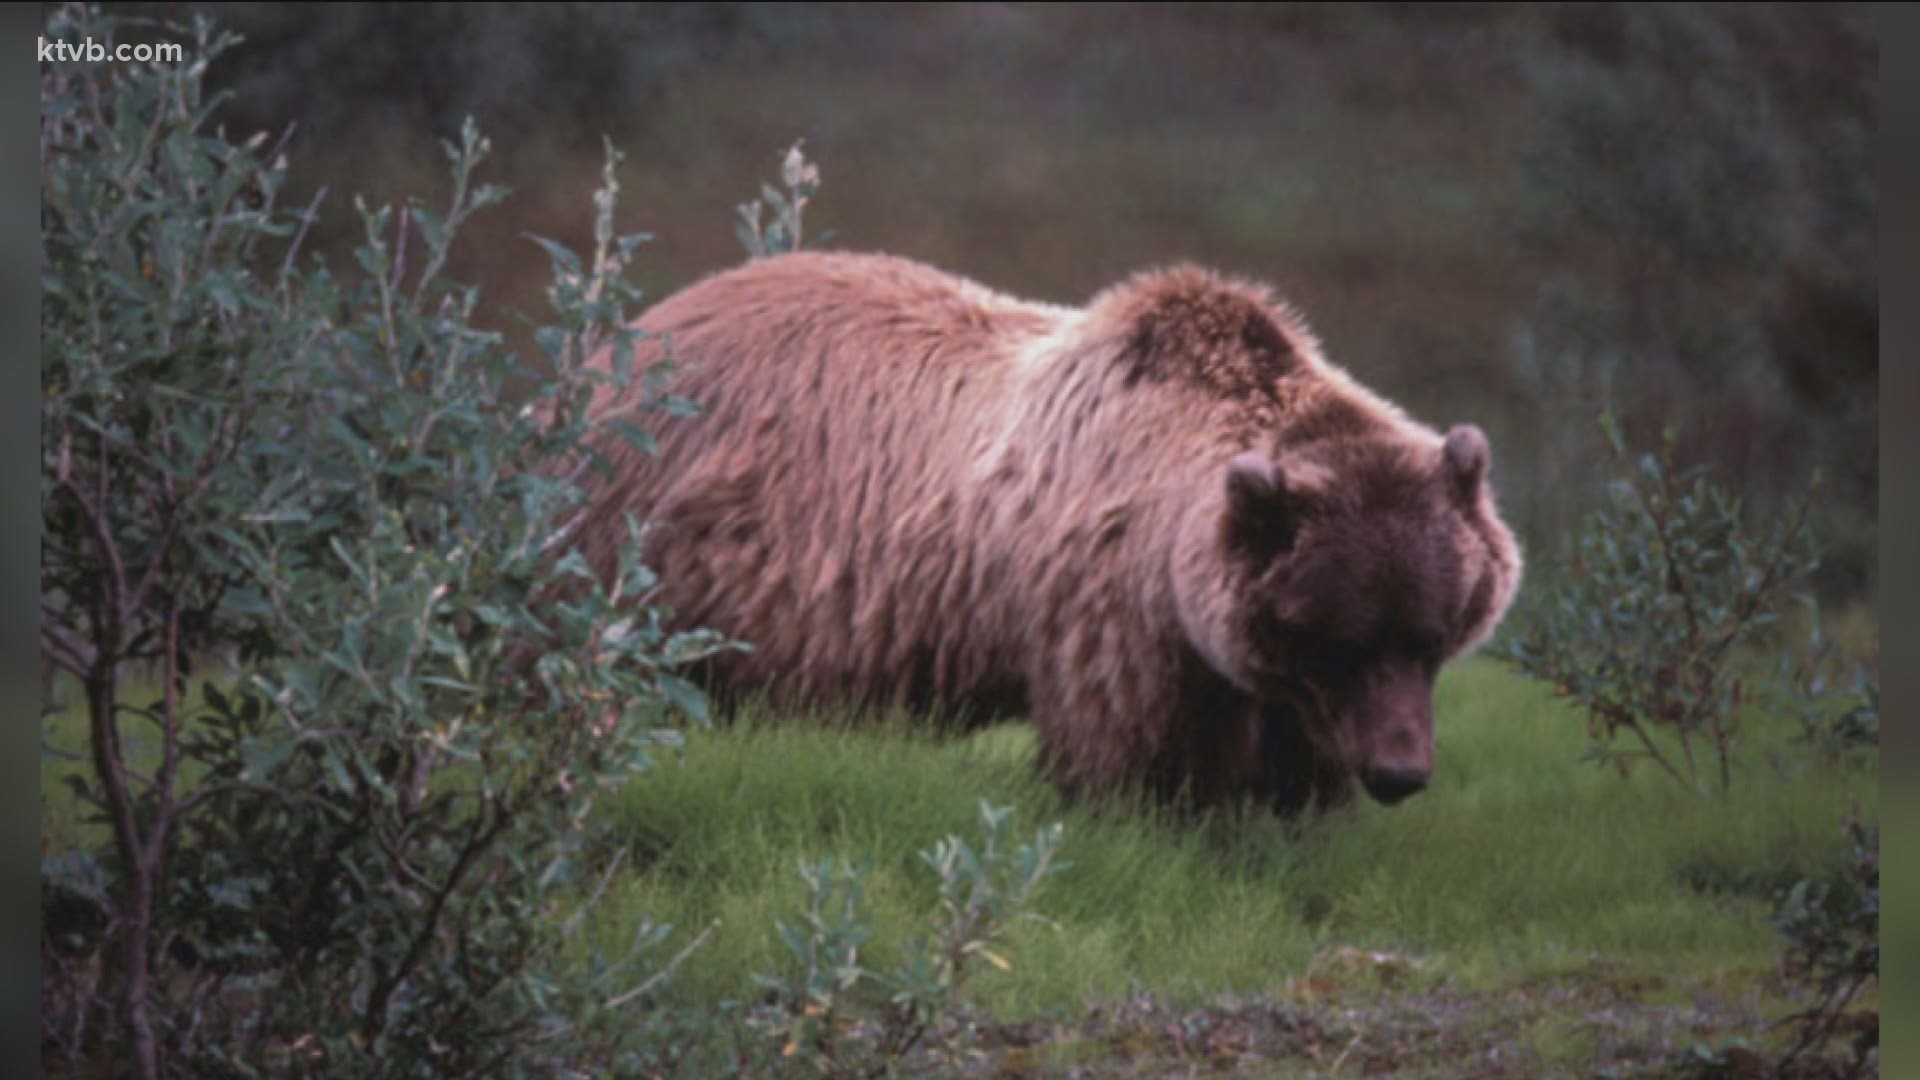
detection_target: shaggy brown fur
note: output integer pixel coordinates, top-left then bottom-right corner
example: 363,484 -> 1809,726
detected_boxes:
575,252 -> 1521,811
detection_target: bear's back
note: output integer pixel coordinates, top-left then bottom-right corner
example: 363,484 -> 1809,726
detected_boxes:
592,254 -> 1069,715
639,251 -> 1065,386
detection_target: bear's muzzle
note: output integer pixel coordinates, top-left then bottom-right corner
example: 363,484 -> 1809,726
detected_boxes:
1359,765 -> 1429,805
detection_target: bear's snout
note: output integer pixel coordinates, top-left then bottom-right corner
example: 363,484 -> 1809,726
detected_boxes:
1343,668 -> 1435,805
1359,765 -> 1429,805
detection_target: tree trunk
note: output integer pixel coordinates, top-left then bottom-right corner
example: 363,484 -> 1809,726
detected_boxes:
88,671 -> 160,1079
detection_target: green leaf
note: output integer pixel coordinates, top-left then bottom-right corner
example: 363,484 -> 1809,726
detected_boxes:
609,419 -> 657,456
656,674 -> 709,726
523,233 -> 583,278
240,735 -> 294,784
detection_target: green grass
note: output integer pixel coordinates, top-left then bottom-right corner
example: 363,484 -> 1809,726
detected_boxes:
42,657 -> 1874,1069
574,658 -> 1873,1020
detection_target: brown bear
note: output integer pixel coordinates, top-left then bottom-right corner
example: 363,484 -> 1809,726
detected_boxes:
575,252 -> 1521,811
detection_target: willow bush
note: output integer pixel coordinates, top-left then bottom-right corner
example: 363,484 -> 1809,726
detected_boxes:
41,8 -> 725,1073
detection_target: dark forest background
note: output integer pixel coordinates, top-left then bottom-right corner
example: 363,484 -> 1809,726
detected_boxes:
119,2 -> 1878,601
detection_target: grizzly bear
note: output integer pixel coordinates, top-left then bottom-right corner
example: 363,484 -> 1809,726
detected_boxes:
576,252 -> 1521,811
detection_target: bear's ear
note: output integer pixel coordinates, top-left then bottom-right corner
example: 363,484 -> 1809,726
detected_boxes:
1442,425 -> 1490,505
1223,452 -> 1296,558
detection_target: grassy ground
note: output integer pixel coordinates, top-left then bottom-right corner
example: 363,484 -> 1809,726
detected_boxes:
566,658 -> 1873,1072
42,657 -> 1874,1073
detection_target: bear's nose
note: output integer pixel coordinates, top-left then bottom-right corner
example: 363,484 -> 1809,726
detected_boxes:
1360,767 -> 1429,805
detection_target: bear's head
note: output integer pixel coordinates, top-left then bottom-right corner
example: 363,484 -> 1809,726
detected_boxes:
1173,424 -> 1521,806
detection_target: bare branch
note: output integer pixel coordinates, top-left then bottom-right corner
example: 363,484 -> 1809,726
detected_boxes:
58,470 -> 128,645
148,600 -> 184,869
605,919 -> 717,1011
390,204 -> 410,296
281,186 -> 328,286
363,806 -> 513,1040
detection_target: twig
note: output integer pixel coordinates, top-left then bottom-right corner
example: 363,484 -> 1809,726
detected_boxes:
606,919 -> 718,1010
264,120 -> 298,170
280,186 -> 327,285
561,848 -> 627,940
361,807 -> 512,1040
390,204 -> 409,295
1328,1029 -> 1364,1074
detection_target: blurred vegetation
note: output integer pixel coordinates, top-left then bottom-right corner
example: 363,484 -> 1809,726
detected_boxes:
114,1 -> 1878,601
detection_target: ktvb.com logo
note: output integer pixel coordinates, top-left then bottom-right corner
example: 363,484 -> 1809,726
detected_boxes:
39,36 -> 185,65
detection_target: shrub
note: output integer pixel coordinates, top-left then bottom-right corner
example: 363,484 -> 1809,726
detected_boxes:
1774,625 -> 1879,771
1496,412 -> 1822,795
1772,811 -> 1878,1076
40,6 -> 724,1073
736,140 -> 829,257
752,803 -> 1067,1077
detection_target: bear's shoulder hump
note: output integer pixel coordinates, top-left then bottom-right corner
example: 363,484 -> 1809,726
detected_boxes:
1085,265 -> 1321,397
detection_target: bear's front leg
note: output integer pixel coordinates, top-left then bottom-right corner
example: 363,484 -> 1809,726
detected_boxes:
1254,703 -> 1354,816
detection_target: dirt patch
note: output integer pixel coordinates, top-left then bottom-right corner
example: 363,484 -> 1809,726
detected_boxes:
946,973 -> 1874,1077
